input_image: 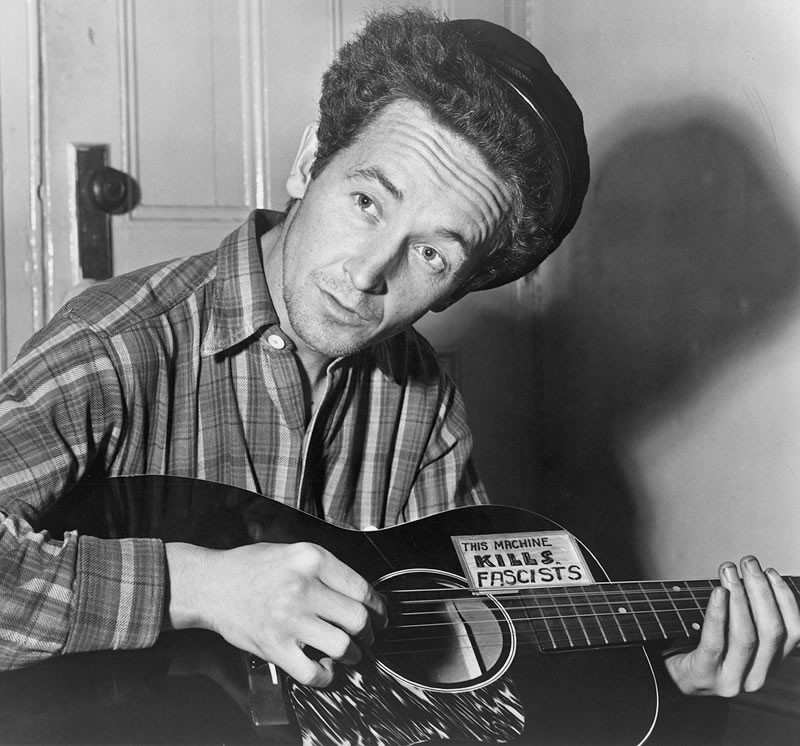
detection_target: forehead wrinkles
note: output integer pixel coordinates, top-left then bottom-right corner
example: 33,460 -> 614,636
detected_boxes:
375,116 -> 510,242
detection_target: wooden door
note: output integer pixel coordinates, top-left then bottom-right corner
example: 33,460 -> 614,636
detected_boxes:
34,0 -> 538,506
39,0 -> 330,301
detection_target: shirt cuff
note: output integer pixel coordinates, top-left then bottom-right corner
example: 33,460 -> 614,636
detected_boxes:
64,536 -> 165,655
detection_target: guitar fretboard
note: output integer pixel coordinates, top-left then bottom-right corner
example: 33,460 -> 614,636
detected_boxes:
507,576 -> 800,652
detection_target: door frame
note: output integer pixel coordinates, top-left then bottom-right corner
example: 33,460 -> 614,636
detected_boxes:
0,0 -> 45,372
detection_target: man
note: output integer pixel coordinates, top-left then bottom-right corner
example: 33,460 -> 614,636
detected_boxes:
0,8 -> 797,706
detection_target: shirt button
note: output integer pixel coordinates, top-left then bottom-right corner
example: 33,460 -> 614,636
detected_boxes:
267,333 -> 286,350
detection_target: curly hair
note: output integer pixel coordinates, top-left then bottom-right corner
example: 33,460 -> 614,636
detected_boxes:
311,8 -> 557,292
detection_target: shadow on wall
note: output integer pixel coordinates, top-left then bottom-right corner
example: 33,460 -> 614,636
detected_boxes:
535,103 -> 800,581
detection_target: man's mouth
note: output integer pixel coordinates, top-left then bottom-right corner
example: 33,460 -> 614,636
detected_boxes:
319,288 -> 378,325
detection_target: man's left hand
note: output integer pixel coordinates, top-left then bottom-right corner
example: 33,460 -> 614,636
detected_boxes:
664,556 -> 800,696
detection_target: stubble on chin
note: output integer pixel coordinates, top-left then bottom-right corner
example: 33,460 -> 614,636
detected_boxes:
282,281 -> 374,359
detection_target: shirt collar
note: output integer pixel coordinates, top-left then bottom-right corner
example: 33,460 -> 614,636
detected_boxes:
201,209 -> 285,357
200,208 -> 409,381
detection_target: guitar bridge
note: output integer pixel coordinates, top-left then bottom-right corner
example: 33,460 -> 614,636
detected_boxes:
245,654 -> 291,727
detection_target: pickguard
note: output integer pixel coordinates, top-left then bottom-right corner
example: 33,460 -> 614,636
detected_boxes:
288,655 -> 524,746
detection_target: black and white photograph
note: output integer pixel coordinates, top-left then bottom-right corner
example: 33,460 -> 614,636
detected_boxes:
0,1 -> 798,744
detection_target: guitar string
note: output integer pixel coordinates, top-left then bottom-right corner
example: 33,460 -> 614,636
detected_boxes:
371,634 -> 676,659
372,578 -> 745,649
377,579 -> 794,660
371,602 -> 708,649
371,593 -> 711,654
378,575 -> 799,599
373,631 -> 681,657
380,580 -> 721,600
382,609 -> 706,649
387,604 -> 710,621
385,597 -> 713,614
380,585 -> 719,608
383,589 -> 717,603
384,607 -> 707,632
371,612 -> 701,656
371,619 -> 695,658
382,616 -> 698,638
379,587 -> 714,635
380,622 -> 686,638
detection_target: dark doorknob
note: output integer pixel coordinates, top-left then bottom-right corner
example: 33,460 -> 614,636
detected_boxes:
88,166 -> 137,214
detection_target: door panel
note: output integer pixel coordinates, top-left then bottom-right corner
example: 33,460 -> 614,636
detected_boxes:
41,0 -> 268,284
129,0 -> 250,212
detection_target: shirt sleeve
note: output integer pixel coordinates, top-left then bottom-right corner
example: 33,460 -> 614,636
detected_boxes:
404,367 -> 490,521
0,313 -> 165,670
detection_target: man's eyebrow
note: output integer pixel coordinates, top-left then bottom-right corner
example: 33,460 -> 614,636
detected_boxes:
347,166 -> 404,201
346,167 -> 472,253
435,228 -> 470,252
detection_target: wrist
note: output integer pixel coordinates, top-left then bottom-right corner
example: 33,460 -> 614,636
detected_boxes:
164,542 -> 219,631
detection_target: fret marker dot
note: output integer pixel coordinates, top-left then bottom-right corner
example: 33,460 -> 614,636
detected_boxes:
672,585 -> 682,592
618,607 -> 628,614
692,622 -> 701,631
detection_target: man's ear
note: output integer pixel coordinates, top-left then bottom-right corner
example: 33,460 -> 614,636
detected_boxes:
286,123 -> 319,199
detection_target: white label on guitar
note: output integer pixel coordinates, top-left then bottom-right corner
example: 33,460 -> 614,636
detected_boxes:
452,531 -> 594,593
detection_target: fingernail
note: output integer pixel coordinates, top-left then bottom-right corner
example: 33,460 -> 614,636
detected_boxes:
766,567 -> 784,584
722,562 -> 739,581
712,586 -> 728,605
743,556 -> 761,575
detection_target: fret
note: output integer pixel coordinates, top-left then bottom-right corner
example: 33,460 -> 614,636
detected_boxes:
525,586 -> 599,651
613,583 -> 664,643
615,583 -> 647,643
524,587 -> 558,650
565,585 -> 606,647
505,593 -> 539,644
652,583 -> 684,636
664,582 -> 690,637
689,580 -> 713,612
613,597 -> 633,643
540,613 -> 559,650
593,583 -> 631,646
576,585 -> 610,645
672,581 -> 706,636
637,581 -> 667,641
595,582 -> 628,645
628,583 -> 673,643
614,582 -> 659,643
547,585 -> 577,649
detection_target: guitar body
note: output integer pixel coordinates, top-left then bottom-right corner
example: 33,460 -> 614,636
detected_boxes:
281,500 -> 659,746
3,476 -> 659,745
281,504 -> 658,746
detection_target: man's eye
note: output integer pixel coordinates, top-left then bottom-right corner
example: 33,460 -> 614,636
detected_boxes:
354,193 -> 378,217
416,244 -> 446,272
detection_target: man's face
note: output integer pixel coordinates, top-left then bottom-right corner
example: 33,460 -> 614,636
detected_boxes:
280,99 -> 510,359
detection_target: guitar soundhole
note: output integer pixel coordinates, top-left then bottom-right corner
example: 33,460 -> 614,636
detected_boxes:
371,569 -> 516,693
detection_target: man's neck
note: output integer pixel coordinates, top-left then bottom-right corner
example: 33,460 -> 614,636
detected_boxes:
260,213 -> 333,411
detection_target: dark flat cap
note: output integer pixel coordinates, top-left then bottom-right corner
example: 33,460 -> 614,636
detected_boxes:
447,19 -> 590,284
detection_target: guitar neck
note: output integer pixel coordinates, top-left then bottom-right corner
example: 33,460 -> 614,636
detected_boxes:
508,575 -> 800,652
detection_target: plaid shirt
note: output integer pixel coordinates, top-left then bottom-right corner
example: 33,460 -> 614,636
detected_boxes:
0,210 -> 486,670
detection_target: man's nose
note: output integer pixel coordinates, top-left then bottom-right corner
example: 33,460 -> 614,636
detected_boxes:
342,241 -> 403,294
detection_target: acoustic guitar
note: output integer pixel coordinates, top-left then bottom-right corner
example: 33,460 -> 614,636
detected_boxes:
2,476 -> 794,745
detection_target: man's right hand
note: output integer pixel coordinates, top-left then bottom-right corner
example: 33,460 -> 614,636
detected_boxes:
164,542 -> 387,687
